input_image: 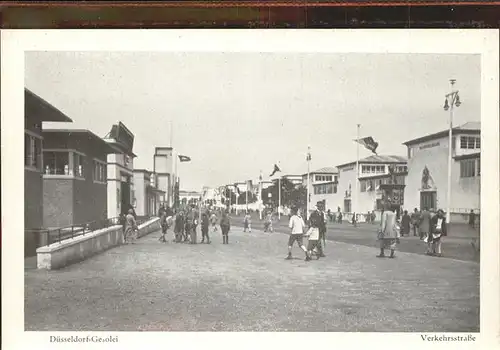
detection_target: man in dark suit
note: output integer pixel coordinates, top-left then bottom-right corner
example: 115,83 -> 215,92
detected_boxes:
307,201 -> 326,260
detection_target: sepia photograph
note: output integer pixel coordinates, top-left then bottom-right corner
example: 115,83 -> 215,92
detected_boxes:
2,29 -> 499,348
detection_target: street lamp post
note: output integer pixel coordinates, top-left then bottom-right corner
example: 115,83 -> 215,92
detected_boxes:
443,79 -> 461,223
306,146 -> 311,220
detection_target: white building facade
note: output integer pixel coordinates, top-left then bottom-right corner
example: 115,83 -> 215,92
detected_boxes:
133,170 -> 165,217
403,122 -> 480,223
303,167 -> 339,213
153,147 -> 176,207
328,155 -> 407,221
104,122 -> 136,219
106,151 -> 135,219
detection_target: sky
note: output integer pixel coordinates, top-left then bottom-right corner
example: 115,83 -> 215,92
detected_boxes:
25,52 -> 480,190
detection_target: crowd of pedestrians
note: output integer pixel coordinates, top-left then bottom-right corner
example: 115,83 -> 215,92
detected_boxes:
123,198 -> 476,261
281,202 -> 454,260
156,204 -> 233,245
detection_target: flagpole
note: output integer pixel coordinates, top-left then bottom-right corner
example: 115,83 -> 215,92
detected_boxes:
355,124 -> 360,220
169,120 -> 174,208
246,181 -> 249,213
306,146 -> 311,220
259,171 -> 263,220
278,177 -> 281,221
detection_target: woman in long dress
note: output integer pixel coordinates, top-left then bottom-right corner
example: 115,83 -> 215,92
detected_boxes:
376,203 -> 400,258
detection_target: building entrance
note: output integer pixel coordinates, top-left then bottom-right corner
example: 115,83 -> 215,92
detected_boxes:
120,177 -> 131,215
420,191 -> 437,210
344,199 -> 351,213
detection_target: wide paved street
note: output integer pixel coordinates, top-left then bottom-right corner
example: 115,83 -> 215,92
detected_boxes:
232,213 -> 480,263
25,225 -> 479,332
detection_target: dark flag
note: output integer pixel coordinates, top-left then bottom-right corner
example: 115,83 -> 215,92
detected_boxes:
269,164 -> 281,177
234,183 -> 241,195
355,137 -> 379,155
178,155 -> 191,162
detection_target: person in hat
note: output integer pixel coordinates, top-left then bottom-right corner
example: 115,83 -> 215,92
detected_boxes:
427,209 -> 447,257
220,209 -> 231,244
401,210 -> 411,237
174,210 -> 185,243
285,206 -> 308,260
159,210 -> 168,243
305,202 -> 326,261
200,212 -> 211,244
376,202 -> 400,258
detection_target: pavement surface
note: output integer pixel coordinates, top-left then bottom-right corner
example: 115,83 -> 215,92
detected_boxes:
25,224 -> 479,332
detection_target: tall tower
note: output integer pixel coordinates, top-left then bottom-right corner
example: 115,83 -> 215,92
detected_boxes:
153,147 -> 175,207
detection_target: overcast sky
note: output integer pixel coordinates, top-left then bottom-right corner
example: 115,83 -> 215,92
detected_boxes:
25,52 -> 480,190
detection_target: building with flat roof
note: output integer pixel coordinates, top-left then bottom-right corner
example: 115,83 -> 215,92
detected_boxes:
307,156 -> 407,220
24,89 -> 73,256
153,147 -> 176,207
133,169 -> 165,217
403,122 -> 480,222
302,167 -> 339,211
41,129 -> 116,228
103,122 -> 137,219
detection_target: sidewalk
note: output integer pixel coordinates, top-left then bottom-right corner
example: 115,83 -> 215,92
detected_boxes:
25,226 -> 479,332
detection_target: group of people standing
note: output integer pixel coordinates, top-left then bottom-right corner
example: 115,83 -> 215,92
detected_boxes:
371,204 -> 448,259
158,204 -> 232,245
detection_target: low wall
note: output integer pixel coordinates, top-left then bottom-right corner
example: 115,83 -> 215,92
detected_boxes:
36,217 -> 160,270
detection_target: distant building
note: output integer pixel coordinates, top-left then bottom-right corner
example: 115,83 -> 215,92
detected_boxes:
103,122 -> 137,219
282,174 -> 303,187
133,170 -> 165,217
153,147 -> 176,207
24,89 -> 73,256
317,155 -> 408,217
260,180 -> 273,190
41,129 -> 116,228
403,122 -> 480,222
179,190 -> 202,206
303,167 -> 339,210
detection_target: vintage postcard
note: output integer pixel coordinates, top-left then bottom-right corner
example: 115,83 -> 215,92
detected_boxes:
1,29 -> 499,349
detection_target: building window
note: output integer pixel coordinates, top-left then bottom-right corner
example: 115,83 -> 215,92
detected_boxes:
314,183 -> 334,195
460,159 -> 476,178
94,161 -> 106,183
73,153 -> 85,178
334,176 -> 338,182
360,181 -> 367,192
362,165 -> 385,174
477,158 -> 480,176
460,136 -> 480,150
25,133 -> 42,170
396,166 -> 408,173
43,151 -> 70,175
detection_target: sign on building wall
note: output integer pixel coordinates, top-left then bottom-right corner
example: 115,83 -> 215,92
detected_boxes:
110,122 -> 134,153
